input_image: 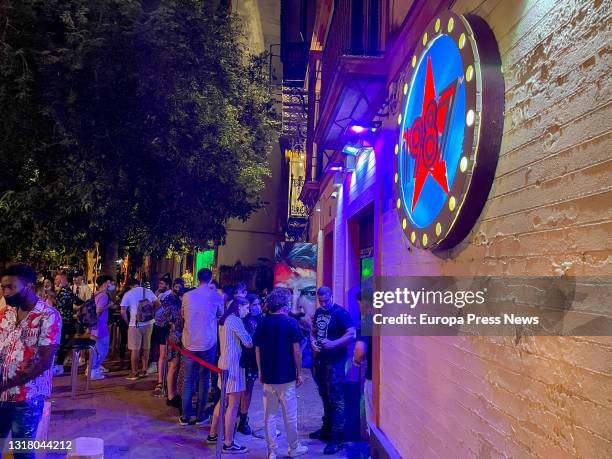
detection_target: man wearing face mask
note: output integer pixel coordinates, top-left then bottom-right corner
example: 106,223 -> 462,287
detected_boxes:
0,264 -> 62,457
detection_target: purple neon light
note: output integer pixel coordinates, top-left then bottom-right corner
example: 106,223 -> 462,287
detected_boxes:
349,125 -> 367,134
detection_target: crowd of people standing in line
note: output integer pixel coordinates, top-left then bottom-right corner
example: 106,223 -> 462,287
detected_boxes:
0,263 -> 373,459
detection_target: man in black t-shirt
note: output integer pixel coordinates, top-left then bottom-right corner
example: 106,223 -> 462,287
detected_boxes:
309,286 -> 355,455
254,288 -> 309,459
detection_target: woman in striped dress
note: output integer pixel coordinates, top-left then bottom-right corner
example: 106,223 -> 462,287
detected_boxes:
208,297 -> 253,454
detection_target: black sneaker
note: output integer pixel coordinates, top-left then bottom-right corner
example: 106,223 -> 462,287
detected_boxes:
237,422 -> 252,435
309,428 -> 331,440
222,442 -> 248,454
167,395 -> 182,408
237,414 -> 252,435
206,434 -> 218,444
323,442 -> 343,455
178,416 -> 190,426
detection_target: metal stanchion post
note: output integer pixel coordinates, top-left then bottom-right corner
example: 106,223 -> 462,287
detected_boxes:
111,322 -> 119,357
162,341 -> 169,398
108,322 -> 119,360
215,369 -> 228,459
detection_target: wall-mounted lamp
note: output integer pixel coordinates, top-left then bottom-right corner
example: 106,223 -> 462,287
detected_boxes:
347,123 -> 378,135
324,161 -> 344,174
342,143 -> 361,156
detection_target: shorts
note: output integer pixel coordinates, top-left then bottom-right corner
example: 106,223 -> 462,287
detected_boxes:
128,323 -> 154,351
151,324 -> 170,346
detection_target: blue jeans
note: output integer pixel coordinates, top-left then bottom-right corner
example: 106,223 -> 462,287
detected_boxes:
181,346 -> 216,420
93,335 -> 110,370
0,395 -> 45,459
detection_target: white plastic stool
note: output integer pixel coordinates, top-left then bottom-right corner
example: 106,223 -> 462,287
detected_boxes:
69,340 -> 96,399
67,437 -> 104,459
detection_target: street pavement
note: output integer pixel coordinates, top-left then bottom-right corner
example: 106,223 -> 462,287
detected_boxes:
46,362 -> 369,459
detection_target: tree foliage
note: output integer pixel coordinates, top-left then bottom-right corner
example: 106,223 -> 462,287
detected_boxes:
0,0 -> 277,263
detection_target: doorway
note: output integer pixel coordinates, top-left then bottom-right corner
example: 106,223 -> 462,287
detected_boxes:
345,203 -> 374,442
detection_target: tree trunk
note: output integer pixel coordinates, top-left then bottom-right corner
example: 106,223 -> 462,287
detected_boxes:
85,250 -> 97,285
101,240 -> 119,277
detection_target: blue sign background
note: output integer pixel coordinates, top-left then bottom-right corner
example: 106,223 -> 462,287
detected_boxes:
399,34 -> 466,228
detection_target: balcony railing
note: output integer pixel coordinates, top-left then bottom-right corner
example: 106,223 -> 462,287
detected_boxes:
320,0 -> 383,113
288,175 -> 308,217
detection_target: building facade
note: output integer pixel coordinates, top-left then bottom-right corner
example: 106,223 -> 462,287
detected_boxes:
300,0 -> 611,457
216,0 -> 287,270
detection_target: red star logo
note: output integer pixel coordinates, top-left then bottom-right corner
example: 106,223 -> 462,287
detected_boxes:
403,56 -> 459,211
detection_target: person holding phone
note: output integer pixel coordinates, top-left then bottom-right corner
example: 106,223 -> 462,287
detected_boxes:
310,286 -> 356,455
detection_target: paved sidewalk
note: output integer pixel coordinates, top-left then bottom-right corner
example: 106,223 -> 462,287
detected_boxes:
46,364 -> 369,459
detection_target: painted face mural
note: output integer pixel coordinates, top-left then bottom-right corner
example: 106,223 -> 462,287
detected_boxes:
395,12 -> 504,250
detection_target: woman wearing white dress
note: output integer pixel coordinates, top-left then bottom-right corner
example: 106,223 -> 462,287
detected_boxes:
208,297 -> 253,454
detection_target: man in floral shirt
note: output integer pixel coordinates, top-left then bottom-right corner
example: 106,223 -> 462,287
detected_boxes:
0,264 -> 61,457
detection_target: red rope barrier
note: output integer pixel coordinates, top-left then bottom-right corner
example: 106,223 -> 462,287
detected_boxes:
166,340 -> 221,374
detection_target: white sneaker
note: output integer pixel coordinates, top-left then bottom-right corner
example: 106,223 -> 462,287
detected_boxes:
90,370 -> 105,381
100,366 -> 109,373
52,364 -> 64,376
288,444 -> 308,457
146,362 -> 157,374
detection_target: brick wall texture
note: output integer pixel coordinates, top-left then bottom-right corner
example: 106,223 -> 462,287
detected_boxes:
377,0 -> 612,457
311,0 -> 611,457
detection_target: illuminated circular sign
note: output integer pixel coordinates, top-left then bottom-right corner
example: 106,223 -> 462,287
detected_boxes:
394,12 -> 504,250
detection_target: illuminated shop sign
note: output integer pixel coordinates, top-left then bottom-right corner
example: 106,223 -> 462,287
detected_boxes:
394,12 -> 504,250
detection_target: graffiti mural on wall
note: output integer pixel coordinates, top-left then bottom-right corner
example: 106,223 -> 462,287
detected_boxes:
274,242 -> 317,367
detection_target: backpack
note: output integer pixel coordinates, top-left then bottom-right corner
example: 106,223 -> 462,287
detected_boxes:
77,294 -> 99,328
136,287 -> 155,326
155,293 -> 180,327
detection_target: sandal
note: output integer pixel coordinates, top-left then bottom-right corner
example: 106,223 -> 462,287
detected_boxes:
153,383 -> 163,397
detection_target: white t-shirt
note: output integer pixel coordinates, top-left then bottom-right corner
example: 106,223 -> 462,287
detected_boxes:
120,286 -> 157,327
